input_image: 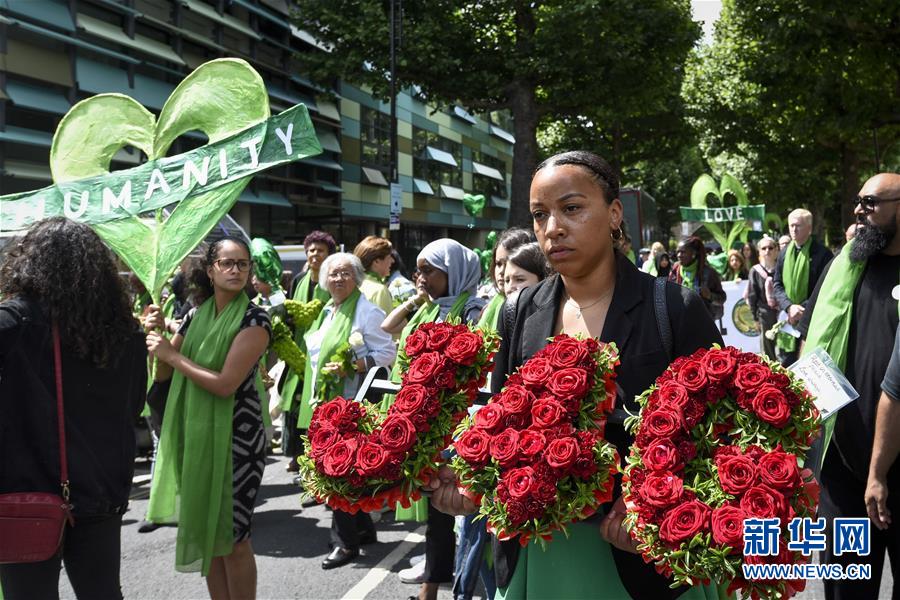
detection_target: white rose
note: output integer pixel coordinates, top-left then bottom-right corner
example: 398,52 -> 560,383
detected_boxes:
348,331 -> 365,350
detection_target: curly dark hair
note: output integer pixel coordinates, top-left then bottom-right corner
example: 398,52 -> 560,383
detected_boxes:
303,230 -> 337,254
187,236 -> 252,302
0,217 -> 137,367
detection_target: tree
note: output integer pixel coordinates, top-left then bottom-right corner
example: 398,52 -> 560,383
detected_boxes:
683,0 -> 900,238
292,0 -> 700,226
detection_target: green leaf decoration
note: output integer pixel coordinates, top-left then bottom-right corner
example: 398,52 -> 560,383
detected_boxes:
687,173 -> 752,251
462,193 -> 486,217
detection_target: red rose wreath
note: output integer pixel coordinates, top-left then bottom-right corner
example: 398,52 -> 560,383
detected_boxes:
297,321 -> 499,513
622,346 -> 821,600
451,335 -> 620,546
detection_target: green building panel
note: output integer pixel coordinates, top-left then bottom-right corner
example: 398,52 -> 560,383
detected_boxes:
340,97 -> 361,120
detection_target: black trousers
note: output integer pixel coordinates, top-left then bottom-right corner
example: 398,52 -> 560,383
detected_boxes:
283,407 -> 304,461
330,509 -> 375,551
0,513 -> 123,600
820,452 -> 900,600
423,502 -> 455,583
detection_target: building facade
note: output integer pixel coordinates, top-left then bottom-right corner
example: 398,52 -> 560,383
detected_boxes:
0,0 -> 514,257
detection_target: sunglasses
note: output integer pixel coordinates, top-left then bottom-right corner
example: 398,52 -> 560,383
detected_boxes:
854,194 -> 900,212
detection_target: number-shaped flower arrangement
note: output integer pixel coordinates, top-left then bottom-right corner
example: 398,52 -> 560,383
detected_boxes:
622,346 -> 821,600
297,321 -> 499,513
451,335 -> 620,546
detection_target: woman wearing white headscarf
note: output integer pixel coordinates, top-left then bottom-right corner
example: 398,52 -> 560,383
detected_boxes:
381,239 -> 485,599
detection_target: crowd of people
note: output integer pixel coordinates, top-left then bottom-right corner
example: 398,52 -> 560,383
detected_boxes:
0,154 -> 897,600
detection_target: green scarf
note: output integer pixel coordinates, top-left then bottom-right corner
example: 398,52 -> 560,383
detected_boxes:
279,271 -> 331,411
297,288 -> 361,428
679,261 -> 698,289
147,292 -> 250,575
647,261 -> 658,277
366,271 -> 385,284
777,239 -> 812,352
477,293 -> 505,333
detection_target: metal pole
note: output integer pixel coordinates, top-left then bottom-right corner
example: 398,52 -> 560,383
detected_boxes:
388,0 -> 400,244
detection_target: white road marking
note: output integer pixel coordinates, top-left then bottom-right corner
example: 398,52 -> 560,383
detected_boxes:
340,526 -> 426,600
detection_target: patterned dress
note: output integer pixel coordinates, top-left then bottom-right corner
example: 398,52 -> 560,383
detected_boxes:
178,303 -> 272,541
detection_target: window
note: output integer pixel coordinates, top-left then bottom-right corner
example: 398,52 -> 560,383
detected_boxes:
360,107 -> 391,179
472,151 -> 507,200
412,128 -> 462,192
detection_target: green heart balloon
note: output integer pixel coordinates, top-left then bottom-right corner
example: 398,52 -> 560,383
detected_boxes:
46,59 -> 279,303
689,173 -> 752,251
462,193 -> 486,217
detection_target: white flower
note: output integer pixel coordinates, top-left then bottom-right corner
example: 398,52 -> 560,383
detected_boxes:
348,331 -> 365,350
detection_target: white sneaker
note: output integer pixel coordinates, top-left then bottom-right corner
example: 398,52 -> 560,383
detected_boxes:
408,553 -> 425,566
398,559 -> 426,584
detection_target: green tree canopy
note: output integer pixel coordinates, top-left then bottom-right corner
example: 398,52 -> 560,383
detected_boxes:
292,0 -> 700,226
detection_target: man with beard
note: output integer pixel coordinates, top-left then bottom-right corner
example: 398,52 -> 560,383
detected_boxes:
773,208 -> 833,365
799,173 -> 900,599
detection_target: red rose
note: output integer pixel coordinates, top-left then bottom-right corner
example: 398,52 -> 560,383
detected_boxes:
711,505 -> 747,549
519,357 -> 553,388
455,428 -> 491,466
734,363 -> 771,392
546,338 -> 592,369
315,397 -> 352,426
639,472 -> 684,508
657,381 -> 691,408
490,428 -> 521,467
357,440 -> 390,477
531,399 -> 567,428
406,352 -> 447,384
322,438 -> 359,477
473,404 -> 506,432
506,499 -> 528,525
642,439 -> 683,472
676,360 -> 708,393
702,349 -> 737,383
658,500 -> 711,546
751,385 -> 792,427
498,385 -> 534,415
403,329 -> 427,356
758,451 -> 801,491
547,367 -> 591,398
434,366 -> 458,389
641,409 -> 684,441
379,415 -> 417,452
309,423 -> 341,457
545,436 -> 579,470
425,323 -> 454,351
518,429 -> 546,461
446,331 -> 483,366
392,384 -> 430,415
504,466 -> 535,500
716,454 -> 758,495
740,484 -> 786,520
504,412 -> 529,430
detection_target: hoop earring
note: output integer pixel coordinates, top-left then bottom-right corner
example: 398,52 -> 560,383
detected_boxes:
611,226 -> 623,241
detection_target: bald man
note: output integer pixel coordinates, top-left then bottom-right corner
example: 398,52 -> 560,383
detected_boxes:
772,208 -> 833,365
799,173 -> 900,600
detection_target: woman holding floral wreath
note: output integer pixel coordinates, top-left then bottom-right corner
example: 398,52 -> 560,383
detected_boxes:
426,151 -> 724,599
299,252 -> 397,570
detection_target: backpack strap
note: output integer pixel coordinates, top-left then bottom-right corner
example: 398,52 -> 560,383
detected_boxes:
654,277 -> 674,362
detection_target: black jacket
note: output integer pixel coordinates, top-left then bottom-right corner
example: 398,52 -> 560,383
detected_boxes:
491,254 -> 723,598
0,298 -> 147,516
773,239 -> 832,312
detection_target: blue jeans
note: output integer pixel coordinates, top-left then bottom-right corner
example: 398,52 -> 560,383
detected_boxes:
453,514 -> 496,600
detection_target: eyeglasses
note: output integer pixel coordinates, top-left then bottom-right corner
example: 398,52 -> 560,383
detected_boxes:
327,270 -> 355,280
214,259 -> 252,272
854,194 -> 900,212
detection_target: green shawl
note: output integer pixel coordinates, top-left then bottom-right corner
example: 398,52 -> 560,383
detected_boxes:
477,293 -> 505,333
147,292 -> 250,575
279,271 -> 330,411
777,239 -> 811,352
297,288 -> 361,428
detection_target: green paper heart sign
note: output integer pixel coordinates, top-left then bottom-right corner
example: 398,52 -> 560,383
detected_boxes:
681,173 -> 764,251
462,193 -> 486,217
0,58 -> 322,303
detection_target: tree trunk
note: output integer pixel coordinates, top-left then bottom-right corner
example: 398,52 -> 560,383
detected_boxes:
508,82 -> 540,227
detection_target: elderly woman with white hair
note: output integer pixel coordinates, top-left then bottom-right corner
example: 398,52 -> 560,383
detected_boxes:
298,252 -> 397,571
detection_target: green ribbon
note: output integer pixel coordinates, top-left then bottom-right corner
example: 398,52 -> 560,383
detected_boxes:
297,288 -> 362,428
147,292 -> 250,575
679,205 -> 766,222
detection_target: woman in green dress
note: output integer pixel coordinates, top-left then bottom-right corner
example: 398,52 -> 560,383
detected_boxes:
427,151 -> 724,599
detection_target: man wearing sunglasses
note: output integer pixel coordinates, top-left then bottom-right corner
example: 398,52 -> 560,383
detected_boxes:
772,208 -> 833,366
799,173 -> 900,600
